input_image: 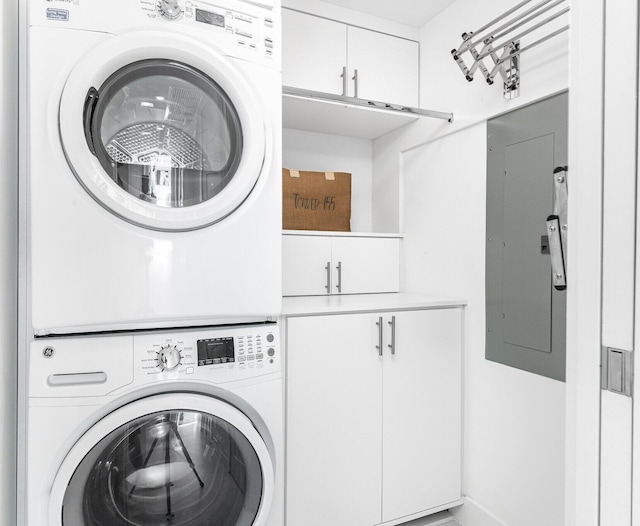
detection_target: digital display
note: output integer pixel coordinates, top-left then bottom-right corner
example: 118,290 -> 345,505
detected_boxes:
195,9 -> 225,28
197,337 -> 234,366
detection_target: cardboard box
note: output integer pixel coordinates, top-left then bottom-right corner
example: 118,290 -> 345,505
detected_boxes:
282,168 -> 352,231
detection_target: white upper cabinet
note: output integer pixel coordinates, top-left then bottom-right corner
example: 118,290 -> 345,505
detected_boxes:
282,10 -> 347,95
282,233 -> 400,296
347,26 -> 419,107
282,9 -> 420,107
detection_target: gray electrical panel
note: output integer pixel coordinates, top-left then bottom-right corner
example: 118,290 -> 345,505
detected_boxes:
486,92 -> 568,382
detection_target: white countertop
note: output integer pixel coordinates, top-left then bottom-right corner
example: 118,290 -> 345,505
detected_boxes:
282,292 -> 467,317
283,230 -> 404,238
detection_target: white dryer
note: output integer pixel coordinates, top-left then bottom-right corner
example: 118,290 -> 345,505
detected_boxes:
23,323 -> 283,526
22,0 -> 282,335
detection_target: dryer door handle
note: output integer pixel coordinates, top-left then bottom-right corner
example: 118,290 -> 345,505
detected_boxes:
83,87 -> 100,156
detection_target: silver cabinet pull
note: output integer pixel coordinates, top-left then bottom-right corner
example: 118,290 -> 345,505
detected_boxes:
352,69 -> 359,98
376,317 -> 383,356
341,66 -> 348,96
324,261 -> 331,292
388,316 -> 396,355
336,261 -> 342,293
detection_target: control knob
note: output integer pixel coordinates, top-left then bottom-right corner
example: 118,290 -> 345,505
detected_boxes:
157,0 -> 183,20
157,345 -> 182,371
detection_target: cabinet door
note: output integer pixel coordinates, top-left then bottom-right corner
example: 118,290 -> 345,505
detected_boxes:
286,314 -> 383,526
282,9 -> 347,95
382,308 -> 462,522
331,237 -> 400,295
347,27 -> 419,107
283,235 -> 332,296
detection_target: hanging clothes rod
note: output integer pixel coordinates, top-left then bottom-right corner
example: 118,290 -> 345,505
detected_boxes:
486,25 -> 569,79
476,6 -> 569,62
459,0 -> 563,53
450,0 -> 570,98
283,86 -> 454,123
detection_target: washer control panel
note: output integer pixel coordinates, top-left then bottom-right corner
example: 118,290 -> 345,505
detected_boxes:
136,324 -> 280,380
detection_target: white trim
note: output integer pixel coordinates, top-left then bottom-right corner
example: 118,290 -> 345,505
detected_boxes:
450,497 -> 509,526
565,1 -> 605,525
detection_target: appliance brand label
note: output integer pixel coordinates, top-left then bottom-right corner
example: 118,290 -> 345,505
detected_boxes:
46,8 -> 70,20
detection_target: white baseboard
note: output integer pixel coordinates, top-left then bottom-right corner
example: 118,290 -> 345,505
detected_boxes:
450,497 -> 510,526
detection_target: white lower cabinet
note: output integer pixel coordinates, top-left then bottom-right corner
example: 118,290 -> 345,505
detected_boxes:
285,307 -> 462,526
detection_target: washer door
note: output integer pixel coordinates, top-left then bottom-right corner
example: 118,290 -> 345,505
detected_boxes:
50,394 -> 275,526
59,31 -> 267,231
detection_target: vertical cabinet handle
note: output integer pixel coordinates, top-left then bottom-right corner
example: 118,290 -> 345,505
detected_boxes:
352,69 -> 359,98
324,262 -> 331,292
376,317 -> 383,356
388,316 -> 396,355
335,261 -> 342,293
341,66 -> 348,96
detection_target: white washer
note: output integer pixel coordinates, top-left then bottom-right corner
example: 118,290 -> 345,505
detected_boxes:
22,0 -> 282,335
24,324 -> 283,526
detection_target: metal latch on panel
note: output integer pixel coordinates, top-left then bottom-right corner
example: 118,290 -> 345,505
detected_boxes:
601,347 -> 633,397
546,166 -> 568,290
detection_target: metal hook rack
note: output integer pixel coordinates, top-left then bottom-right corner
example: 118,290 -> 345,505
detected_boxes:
451,0 -> 570,99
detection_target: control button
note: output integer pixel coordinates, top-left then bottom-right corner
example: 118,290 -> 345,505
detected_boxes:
157,0 -> 183,20
238,356 -> 247,362
156,345 -> 182,371
264,37 -> 273,49
257,360 -> 264,367
239,362 -> 247,370
264,17 -> 274,28
186,367 -> 194,374
256,353 -> 264,360
238,349 -> 245,355
247,355 -> 255,361
267,333 -> 275,343
248,361 -> 255,368
267,348 -> 275,357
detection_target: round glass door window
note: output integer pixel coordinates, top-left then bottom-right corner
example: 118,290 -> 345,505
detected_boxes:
62,410 -> 263,525
84,60 -> 243,209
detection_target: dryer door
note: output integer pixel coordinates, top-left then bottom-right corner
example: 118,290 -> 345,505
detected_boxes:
59,31 -> 267,231
50,394 -> 275,526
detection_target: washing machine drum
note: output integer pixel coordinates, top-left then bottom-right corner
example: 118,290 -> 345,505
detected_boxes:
60,406 -> 269,525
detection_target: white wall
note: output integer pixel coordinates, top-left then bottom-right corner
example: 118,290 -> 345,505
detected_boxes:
283,128 -> 373,232
373,2 -> 570,525
1,1 -> 18,525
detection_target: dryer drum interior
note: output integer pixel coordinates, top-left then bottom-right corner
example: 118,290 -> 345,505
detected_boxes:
62,409 -> 263,525
84,60 -> 244,209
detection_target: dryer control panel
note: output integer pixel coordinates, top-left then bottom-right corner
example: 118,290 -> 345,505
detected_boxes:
138,0 -> 278,61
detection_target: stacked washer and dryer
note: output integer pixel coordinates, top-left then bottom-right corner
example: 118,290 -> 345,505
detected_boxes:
18,0 -> 283,525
